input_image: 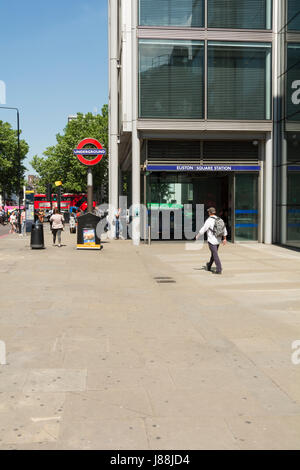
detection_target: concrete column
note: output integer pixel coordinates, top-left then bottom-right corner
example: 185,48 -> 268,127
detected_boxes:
109,0 -> 119,223
131,0 -> 140,245
264,133 -> 273,244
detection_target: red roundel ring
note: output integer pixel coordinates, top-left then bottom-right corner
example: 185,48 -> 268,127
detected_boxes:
76,138 -> 104,166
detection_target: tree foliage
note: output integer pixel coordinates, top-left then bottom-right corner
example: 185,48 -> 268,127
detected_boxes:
0,120 -> 28,197
31,106 -> 108,196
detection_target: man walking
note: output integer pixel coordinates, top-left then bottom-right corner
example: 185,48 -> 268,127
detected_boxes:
196,207 -> 227,275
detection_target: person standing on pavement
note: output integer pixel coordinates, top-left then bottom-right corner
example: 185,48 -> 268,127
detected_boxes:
20,209 -> 26,236
50,208 -> 65,247
9,211 -> 17,234
196,207 -> 227,275
113,208 -> 122,239
0,207 -> 5,225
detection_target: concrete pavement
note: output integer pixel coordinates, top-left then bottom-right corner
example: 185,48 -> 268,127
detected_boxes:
0,227 -> 300,449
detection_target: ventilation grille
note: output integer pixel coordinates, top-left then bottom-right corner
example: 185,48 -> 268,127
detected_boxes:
147,139 -> 259,165
203,141 -> 259,164
148,140 -> 201,162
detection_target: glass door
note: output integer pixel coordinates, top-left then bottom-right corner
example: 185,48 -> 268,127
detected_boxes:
234,173 -> 259,241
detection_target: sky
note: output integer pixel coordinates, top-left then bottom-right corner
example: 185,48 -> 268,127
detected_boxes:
0,0 -> 108,175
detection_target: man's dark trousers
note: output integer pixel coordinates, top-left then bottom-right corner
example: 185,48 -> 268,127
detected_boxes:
207,242 -> 222,273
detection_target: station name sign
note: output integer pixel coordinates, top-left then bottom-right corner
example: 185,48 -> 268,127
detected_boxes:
146,164 -> 261,172
73,149 -> 106,155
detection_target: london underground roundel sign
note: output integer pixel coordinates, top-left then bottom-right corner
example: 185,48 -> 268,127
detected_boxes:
73,138 -> 106,166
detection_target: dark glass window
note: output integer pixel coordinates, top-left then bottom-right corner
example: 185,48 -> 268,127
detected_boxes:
139,40 -> 204,119
235,174 -> 259,241
139,0 -> 204,28
207,42 -> 272,120
288,0 -> 300,31
208,0 -> 272,29
287,172 -> 300,244
287,44 -> 300,122
287,133 -> 300,163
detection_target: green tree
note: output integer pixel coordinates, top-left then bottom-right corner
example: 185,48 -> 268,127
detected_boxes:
31,106 -> 108,198
0,120 -> 28,199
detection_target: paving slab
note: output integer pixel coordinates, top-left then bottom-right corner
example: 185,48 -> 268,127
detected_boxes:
23,369 -> 87,393
144,417 -> 239,450
0,230 -> 300,449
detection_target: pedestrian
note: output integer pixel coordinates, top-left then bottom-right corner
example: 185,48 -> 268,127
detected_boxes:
20,209 -> 26,236
113,208 -> 122,239
49,208 -> 65,247
196,207 -> 227,275
38,209 -> 45,223
0,207 -> 5,225
9,211 -> 17,234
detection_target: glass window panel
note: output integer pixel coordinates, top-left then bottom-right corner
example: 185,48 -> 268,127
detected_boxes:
235,174 -> 258,241
287,132 -> 300,163
139,0 -> 204,27
208,0 -> 272,29
207,42 -> 272,120
287,172 -> 300,246
139,40 -> 204,119
288,0 -> 300,31
287,44 -> 300,122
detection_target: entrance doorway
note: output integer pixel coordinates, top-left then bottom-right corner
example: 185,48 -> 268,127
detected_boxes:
192,174 -> 231,240
145,172 -> 259,242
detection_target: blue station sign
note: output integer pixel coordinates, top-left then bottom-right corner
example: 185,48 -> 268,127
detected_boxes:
288,166 -> 300,171
146,164 -> 261,172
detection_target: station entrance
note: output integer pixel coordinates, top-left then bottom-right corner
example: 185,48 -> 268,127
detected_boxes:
145,172 -> 259,242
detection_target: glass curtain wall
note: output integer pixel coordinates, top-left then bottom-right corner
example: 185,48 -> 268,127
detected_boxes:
207,42 -> 272,120
208,0 -> 272,29
139,0 -> 272,29
288,0 -> 300,31
287,44 -> 300,122
287,171 -> 300,247
235,174 -> 259,241
281,133 -> 300,248
139,39 -> 204,119
139,0 -> 204,27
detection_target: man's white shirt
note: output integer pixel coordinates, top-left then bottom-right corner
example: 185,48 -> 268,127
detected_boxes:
198,215 -> 227,245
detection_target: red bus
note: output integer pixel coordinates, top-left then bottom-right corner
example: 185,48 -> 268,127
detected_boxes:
34,193 -> 96,212
34,194 -> 51,211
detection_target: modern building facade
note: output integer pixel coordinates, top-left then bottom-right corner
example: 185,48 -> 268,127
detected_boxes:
108,0 -> 300,247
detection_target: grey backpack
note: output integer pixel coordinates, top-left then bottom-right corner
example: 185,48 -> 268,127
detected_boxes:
212,216 -> 225,238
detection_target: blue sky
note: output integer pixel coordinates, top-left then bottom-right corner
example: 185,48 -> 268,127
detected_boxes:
0,0 -> 108,175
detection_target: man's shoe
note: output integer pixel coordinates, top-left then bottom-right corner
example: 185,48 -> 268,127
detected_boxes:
213,271 -> 222,275
206,263 -> 211,271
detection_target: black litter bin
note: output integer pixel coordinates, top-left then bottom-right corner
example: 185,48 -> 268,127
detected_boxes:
30,221 -> 45,249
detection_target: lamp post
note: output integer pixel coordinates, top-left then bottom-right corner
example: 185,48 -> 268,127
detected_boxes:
0,106 -> 21,233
